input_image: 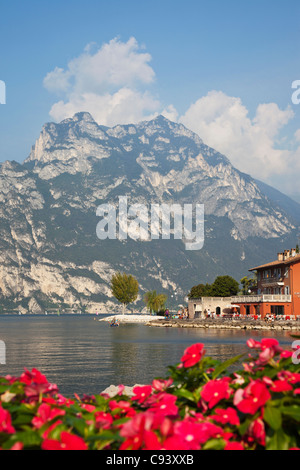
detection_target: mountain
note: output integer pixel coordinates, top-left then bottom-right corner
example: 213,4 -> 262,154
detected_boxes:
254,179 -> 300,226
0,113 -> 299,313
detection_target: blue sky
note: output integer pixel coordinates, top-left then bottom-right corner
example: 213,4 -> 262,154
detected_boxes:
0,0 -> 300,199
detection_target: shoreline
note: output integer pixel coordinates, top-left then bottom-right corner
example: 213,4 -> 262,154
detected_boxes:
99,315 -> 300,331
98,314 -> 165,323
146,318 -> 300,331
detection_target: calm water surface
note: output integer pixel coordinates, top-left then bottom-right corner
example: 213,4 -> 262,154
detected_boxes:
0,315 -> 294,397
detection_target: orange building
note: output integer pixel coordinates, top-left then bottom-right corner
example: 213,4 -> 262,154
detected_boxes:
231,248 -> 300,319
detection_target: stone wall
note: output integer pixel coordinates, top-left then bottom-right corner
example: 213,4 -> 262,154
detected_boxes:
188,297 -> 233,319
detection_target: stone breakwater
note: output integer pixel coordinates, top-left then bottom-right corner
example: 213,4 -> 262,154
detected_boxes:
99,314 -> 165,323
146,318 -> 300,331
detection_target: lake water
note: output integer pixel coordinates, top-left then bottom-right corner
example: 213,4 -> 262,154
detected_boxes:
0,315 -> 294,397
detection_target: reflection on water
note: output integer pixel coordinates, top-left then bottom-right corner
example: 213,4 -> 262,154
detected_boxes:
0,315 -> 294,397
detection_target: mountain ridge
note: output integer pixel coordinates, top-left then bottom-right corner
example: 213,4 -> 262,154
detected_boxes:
0,113 -> 299,313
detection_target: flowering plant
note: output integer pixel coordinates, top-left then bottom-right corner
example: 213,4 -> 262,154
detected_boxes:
0,337 -> 299,450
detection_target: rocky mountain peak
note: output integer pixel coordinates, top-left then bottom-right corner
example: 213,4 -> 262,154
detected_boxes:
0,113 -> 299,313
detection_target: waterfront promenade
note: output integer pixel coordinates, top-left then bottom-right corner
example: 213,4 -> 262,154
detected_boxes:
147,317 -> 300,331
100,314 -> 300,331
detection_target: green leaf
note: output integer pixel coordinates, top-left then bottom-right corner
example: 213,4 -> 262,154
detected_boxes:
175,388 -> 196,402
64,415 -> 87,435
266,428 -> 291,450
212,354 -> 245,379
12,430 -> 42,448
202,438 -> 226,450
281,405 -> 300,422
47,423 -> 67,440
12,412 -> 35,426
264,406 -> 282,430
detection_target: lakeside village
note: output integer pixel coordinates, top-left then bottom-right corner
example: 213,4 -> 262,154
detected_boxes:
188,247 -> 300,322
2,246 -> 300,328
104,246 -> 300,329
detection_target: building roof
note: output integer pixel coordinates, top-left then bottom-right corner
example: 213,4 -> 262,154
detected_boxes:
249,253 -> 300,271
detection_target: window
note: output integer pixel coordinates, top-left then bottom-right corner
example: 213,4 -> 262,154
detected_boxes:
263,269 -> 272,279
284,267 -> 289,278
274,268 -> 281,278
271,305 -> 284,316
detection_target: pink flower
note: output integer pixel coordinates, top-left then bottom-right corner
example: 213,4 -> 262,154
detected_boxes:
46,394 -> 74,407
0,404 -> 15,434
120,412 -> 154,450
42,431 -> 88,450
211,407 -> 240,426
247,339 -> 261,349
152,378 -> 173,391
174,420 -> 223,448
80,404 -> 96,413
10,442 -> 24,450
280,351 -> 293,359
20,368 -> 49,385
161,436 -> 190,450
225,441 -> 244,450
94,411 -> 113,429
181,343 -> 205,368
262,376 -> 274,386
247,338 -> 283,365
234,380 -> 271,415
280,371 -> 300,384
260,338 -> 282,351
109,400 -> 136,418
257,348 -> 276,365
270,379 -> 293,393
143,430 -> 190,450
132,385 -> 153,404
31,403 -> 65,429
248,418 -> 266,446
25,382 -> 58,399
201,379 -> 231,409
147,393 -> 178,417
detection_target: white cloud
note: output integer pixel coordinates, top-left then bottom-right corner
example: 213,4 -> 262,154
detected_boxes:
43,67 -> 72,94
295,129 -> 300,142
179,90 -> 297,180
44,37 -> 155,94
49,88 -> 160,127
44,37 -> 159,125
44,39 -> 300,198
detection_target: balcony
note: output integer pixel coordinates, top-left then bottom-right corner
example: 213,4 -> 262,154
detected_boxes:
231,295 -> 292,304
260,276 -> 285,287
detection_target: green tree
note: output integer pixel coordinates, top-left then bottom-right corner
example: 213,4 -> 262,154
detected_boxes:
144,290 -> 168,314
210,275 -> 239,297
188,283 -> 213,299
240,275 -> 257,295
110,272 -> 139,314
240,276 -> 251,295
